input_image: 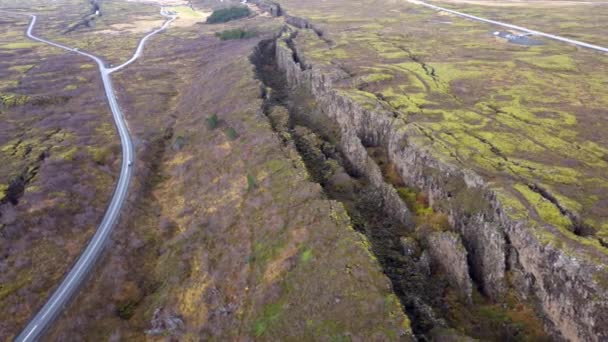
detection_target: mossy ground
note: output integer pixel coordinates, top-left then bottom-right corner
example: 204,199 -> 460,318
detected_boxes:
0,36 -> 118,342
435,0 -> 608,47
0,0 -> 172,338
0,0 -> 169,65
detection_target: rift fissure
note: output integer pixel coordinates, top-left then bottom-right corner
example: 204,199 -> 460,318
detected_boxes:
247,2 -> 608,340
251,38 -> 447,339
250,35 -> 554,341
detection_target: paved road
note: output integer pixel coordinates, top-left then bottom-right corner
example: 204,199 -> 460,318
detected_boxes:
1,8 -> 175,342
408,0 -> 608,53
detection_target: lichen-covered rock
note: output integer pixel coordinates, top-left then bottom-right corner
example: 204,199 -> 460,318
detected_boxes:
426,231 -> 473,303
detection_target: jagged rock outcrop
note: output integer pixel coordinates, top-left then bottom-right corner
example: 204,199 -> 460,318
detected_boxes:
341,128 -> 414,227
248,0 -> 282,16
426,231 -> 473,303
269,20 -> 608,341
144,307 -> 184,336
400,237 -> 420,257
414,250 -> 430,278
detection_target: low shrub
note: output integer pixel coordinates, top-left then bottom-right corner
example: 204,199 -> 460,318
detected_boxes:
247,174 -> 257,191
116,301 -> 137,320
215,28 -> 257,40
398,186 -> 451,233
206,6 -> 250,24
224,127 -> 239,140
206,114 -> 219,130
172,135 -> 187,151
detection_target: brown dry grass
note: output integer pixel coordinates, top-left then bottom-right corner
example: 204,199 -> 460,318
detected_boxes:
41,9 -> 411,341
0,15 -> 120,340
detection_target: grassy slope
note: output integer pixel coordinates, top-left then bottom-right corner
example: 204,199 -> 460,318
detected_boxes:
45,10 -> 412,341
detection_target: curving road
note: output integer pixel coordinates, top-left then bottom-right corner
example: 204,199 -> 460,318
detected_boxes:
407,0 -> 608,53
2,8 -> 175,342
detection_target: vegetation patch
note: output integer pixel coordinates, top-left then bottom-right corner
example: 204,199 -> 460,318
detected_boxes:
8,64 -> 34,73
0,272 -> 32,301
172,135 -> 187,151
0,41 -> 40,49
517,55 -> 578,72
63,84 -> 78,91
224,127 -> 239,140
0,92 -> 30,108
116,300 -> 138,320
167,6 -> 206,18
205,114 -> 219,130
88,146 -> 112,165
216,28 -> 257,40
247,173 -> 257,191
300,248 -> 313,263
445,289 -> 550,341
514,183 -> 572,230
206,6 -> 251,24
253,302 -> 284,337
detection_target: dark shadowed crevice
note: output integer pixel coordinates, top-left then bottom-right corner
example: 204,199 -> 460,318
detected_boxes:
252,37 -> 458,340
250,28 -> 556,340
527,183 -> 597,237
1,150 -> 47,206
283,31 -> 307,71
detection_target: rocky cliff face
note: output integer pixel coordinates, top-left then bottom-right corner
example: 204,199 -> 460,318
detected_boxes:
426,231 -> 473,304
251,0 -> 282,16
268,17 -> 608,342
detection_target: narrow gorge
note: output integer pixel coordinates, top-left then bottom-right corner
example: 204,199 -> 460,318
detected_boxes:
248,1 -> 608,340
